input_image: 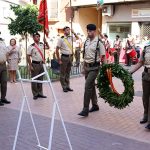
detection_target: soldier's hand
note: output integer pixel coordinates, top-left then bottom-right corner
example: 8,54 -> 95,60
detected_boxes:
71,29 -> 75,34
58,60 -> 62,65
43,37 -> 47,43
98,28 -> 101,34
29,65 -> 34,72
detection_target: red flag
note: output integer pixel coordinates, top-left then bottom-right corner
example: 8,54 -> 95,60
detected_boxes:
38,0 -> 49,37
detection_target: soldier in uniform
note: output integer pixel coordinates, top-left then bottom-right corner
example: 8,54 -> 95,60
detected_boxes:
27,32 -> 50,100
0,37 -> 11,106
130,42 -> 150,129
78,24 -> 105,117
56,26 -> 79,92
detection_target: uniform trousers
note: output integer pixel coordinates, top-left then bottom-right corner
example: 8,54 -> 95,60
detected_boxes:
60,55 -> 72,90
31,62 -> 44,97
83,65 -> 99,111
142,71 -> 150,123
0,63 -> 7,100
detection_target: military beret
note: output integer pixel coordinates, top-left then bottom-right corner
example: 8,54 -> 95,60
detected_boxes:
86,24 -> 96,31
63,26 -> 70,31
33,32 -> 40,37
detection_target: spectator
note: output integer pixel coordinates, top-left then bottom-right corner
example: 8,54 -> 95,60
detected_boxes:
7,38 -> 22,83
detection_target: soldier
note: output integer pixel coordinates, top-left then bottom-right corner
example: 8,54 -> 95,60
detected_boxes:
130,42 -> 150,129
27,32 -> 50,100
0,37 -> 11,106
55,26 -> 79,92
78,24 -> 105,117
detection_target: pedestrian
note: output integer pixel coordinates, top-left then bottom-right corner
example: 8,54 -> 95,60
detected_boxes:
27,32 -> 50,100
0,37 -> 11,106
113,35 -> 122,64
7,38 -> 22,83
130,42 -> 150,130
125,34 -> 135,66
55,26 -> 79,92
75,33 -> 82,67
78,24 -> 105,117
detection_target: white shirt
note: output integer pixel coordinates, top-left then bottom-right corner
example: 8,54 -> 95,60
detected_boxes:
27,42 -> 44,61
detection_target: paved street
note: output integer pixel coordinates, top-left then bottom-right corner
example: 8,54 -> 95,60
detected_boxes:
1,66 -> 150,150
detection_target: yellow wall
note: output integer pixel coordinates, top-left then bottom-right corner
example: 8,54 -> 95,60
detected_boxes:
74,7 -> 100,36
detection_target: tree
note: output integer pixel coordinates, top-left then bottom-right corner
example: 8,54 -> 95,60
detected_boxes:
8,4 -> 42,64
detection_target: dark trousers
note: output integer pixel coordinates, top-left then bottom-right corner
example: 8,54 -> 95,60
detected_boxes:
142,73 -> 150,123
31,63 -> 44,97
60,55 -> 72,90
0,63 -> 7,100
83,68 -> 99,111
114,51 -> 120,64
126,53 -> 132,66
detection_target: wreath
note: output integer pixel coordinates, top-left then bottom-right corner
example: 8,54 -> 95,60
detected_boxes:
97,64 -> 134,109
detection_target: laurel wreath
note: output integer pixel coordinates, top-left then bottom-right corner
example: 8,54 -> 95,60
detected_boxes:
97,64 -> 134,109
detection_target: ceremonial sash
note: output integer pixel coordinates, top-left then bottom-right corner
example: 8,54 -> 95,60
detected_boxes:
34,44 -> 45,63
63,38 -> 73,54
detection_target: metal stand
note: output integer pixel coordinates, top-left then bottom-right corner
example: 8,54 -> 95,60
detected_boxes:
13,64 -> 73,150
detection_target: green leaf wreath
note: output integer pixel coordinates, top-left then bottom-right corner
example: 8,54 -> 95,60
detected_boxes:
97,64 -> 134,109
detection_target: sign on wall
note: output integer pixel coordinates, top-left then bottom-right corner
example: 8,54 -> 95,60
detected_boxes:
132,9 -> 150,18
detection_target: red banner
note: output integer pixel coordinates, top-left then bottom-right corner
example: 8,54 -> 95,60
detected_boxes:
38,0 -> 49,37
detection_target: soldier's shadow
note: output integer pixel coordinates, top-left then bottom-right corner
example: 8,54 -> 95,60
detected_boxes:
134,91 -> 143,97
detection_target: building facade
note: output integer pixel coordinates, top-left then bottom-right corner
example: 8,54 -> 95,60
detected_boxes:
102,0 -> 150,41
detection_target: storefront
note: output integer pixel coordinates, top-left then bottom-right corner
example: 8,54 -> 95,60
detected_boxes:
102,1 -> 150,42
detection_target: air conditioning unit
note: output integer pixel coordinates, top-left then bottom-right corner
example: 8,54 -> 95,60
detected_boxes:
102,5 -> 114,17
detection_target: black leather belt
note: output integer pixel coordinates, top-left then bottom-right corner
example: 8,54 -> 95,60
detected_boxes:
84,62 -> 100,67
62,54 -> 73,57
32,61 -> 43,64
0,61 -> 6,65
144,67 -> 150,73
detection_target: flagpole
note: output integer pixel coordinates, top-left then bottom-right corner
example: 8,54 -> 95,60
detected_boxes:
44,0 -> 46,61
70,0 -> 73,55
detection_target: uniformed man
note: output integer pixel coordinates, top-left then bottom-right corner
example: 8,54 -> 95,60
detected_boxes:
78,24 -> 105,117
130,42 -> 150,129
27,32 -> 50,100
56,26 -> 79,92
0,38 -> 11,106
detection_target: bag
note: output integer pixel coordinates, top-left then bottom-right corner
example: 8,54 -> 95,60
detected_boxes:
51,59 -> 60,74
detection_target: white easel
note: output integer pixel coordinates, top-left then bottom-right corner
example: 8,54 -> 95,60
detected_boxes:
12,64 -> 73,150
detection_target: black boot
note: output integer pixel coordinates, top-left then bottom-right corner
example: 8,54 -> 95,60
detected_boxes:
78,109 -> 89,117
89,105 -> 99,113
140,117 -> 148,124
145,124 -> 150,130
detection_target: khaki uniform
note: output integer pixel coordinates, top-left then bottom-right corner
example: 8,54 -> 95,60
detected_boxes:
27,42 -> 44,97
57,36 -> 75,90
0,40 -> 8,100
83,37 -> 105,111
140,44 -> 150,123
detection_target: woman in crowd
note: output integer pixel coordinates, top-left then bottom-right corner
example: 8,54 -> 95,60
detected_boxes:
7,38 -> 22,83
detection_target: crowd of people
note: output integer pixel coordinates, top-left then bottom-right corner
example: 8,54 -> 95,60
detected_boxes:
0,24 -> 150,131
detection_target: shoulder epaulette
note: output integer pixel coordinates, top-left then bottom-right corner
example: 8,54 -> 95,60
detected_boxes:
40,42 -> 43,44
31,43 -> 35,46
